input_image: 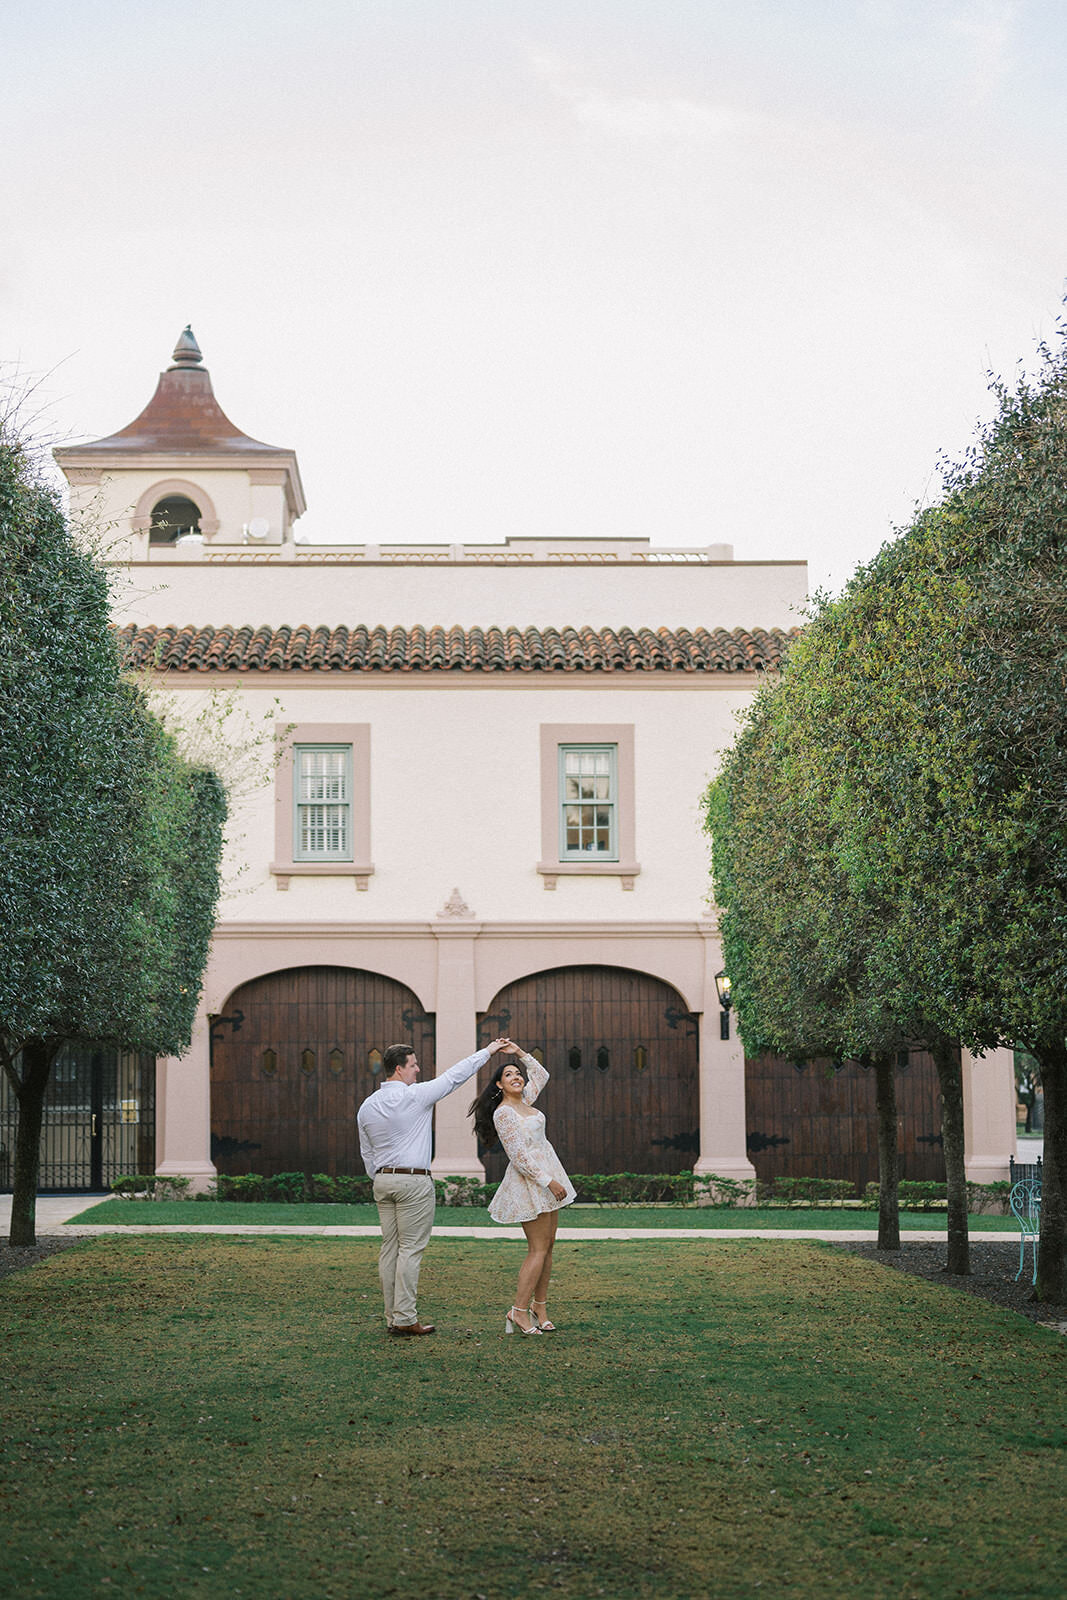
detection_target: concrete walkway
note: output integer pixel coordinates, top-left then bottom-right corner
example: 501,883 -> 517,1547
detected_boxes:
0,1194 -> 1021,1246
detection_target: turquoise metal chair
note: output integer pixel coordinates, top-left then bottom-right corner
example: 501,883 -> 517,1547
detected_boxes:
1009,1179 -> 1041,1286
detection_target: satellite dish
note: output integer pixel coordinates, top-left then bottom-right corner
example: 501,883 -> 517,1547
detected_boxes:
245,517 -> 270,541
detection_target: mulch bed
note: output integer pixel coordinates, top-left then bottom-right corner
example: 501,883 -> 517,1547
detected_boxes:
837,1239 -> 1067,1330
0,1238 -> 81,1281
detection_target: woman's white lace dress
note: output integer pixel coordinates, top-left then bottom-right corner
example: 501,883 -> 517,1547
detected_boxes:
488,1055 -> 577,1225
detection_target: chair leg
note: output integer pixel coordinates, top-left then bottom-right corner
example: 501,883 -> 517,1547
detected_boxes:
1016,1234 -> 1025,1282
1031,1235 -> 1039,1288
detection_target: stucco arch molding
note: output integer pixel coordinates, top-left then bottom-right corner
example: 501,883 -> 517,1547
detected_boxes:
131,478 -> 221,538
471,928 -> 709,1017
207,930 -> 438,1018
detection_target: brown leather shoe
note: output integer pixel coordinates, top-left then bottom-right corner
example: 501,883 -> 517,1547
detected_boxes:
388,1321 -> 436,1337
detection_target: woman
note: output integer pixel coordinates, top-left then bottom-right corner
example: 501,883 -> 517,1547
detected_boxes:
469,1042 -> 576,1333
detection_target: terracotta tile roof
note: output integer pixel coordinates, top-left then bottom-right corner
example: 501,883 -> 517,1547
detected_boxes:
116,623 -> 799,674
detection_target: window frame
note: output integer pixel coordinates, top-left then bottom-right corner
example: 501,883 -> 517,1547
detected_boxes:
557,742 -> 619,862
538,724 -> 639,890
293,742 -> 354,864
271,723 -> 373,890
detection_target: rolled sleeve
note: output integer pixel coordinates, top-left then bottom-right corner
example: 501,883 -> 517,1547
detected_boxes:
411,1047 -> 494,1107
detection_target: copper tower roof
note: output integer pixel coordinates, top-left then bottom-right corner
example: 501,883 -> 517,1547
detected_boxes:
65,327 -> 292,457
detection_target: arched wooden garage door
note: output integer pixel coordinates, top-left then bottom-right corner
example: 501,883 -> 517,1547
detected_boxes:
210,966 -> 435,1177
476,965 -> 699,1179
745,1049 -> 946,1193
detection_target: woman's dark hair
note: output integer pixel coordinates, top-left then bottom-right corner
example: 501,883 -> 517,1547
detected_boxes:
468,1056 -> 527,1148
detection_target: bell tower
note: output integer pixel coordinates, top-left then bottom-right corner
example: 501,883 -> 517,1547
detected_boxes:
55,326 -> 305,559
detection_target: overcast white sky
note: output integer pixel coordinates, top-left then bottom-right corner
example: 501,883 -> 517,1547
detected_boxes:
4,1 -> 1065,595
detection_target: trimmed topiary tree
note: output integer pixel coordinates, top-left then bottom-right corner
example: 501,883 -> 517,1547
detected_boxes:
0,426 -> 225,1245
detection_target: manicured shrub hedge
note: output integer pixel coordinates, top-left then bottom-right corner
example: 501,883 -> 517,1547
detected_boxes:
210,1172 -> 377,1204
861,1179 -> 1011,1214
112,1170 -> 1011,1213
110,1175 -> 191,1201
757,1176 -> 855,1205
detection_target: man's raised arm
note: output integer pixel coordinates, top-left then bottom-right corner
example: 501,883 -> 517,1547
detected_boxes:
412,1038 -> 513,1105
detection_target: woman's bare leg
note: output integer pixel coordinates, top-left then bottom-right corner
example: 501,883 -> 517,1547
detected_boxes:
513,1211 -> 555,1329
532,1210 -> 558,1304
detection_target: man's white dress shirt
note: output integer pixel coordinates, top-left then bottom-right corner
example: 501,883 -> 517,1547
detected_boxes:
357,1049 -> 492,1176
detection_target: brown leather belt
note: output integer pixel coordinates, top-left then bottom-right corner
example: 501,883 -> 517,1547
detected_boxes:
376,1166 -> 431,1176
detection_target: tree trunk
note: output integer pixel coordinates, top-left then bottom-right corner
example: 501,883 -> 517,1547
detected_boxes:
932,1036 -> 969,1276
1033,1039 -> 1066,1304
9,1038 -> 60,1247
874,1052 -> 900,1250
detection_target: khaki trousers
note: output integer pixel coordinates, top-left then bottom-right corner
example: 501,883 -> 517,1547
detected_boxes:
372,1173 -> 436,1327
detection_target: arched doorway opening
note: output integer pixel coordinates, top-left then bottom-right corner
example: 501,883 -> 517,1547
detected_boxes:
209,966 -> 435,1176
476,965 -> 699,1179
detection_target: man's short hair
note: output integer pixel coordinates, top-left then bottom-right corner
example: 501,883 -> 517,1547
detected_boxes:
383,1043 -> 416,1076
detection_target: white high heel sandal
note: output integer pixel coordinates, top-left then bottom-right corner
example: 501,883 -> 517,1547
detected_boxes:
530,1299 -> 557,1332
505,1306 -> 542,1335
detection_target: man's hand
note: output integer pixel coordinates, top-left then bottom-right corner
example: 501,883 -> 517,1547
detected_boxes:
485,1037 -> 521,1055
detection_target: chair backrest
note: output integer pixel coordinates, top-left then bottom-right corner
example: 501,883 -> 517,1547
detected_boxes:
1009,1179 -> 1042,1228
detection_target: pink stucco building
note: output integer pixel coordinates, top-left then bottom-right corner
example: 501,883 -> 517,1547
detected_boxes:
39,328 -> 1015,1196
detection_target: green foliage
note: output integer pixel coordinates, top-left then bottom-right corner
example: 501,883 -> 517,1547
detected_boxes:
569,1171 -> 700,1205
859,1180 -> 1011,1214
0,422 -> 226,1243
0,431 -> 122,1046
758,1177 -> 856,1206
433,1175 -> 499,1208
109,1174 -> 191,1201
0,428 -> 226,1062
692,1174 -> 755,1208
309,1172 -> 377,1204
206,1171 -> 742,1208
704,322 -> 1067,1289
217,1172 -> 379,1204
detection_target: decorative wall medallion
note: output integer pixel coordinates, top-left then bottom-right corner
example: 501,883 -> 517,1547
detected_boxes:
438,887 -> 475,919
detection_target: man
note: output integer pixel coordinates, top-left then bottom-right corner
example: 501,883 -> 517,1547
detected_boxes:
357,1037 -> 511,1336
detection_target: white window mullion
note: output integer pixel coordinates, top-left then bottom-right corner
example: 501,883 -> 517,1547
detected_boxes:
294,745 -> 353,862
559,744 -> 618,861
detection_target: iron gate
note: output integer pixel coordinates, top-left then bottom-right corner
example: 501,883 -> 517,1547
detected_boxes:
0,1045 -> 156,1192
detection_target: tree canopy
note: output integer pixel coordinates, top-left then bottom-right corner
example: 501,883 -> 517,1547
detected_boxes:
706,325 -> 1067,1298
0,426 -> 226,1243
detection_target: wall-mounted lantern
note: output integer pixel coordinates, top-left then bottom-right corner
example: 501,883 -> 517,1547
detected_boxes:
714,970 -> 733,1040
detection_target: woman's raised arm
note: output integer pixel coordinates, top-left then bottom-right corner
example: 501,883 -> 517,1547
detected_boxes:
519,1053 -> 549,1105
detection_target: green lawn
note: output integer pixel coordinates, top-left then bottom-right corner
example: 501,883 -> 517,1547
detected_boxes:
1,1236 -> 1062,1599
69,1197 -> 1020,1230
